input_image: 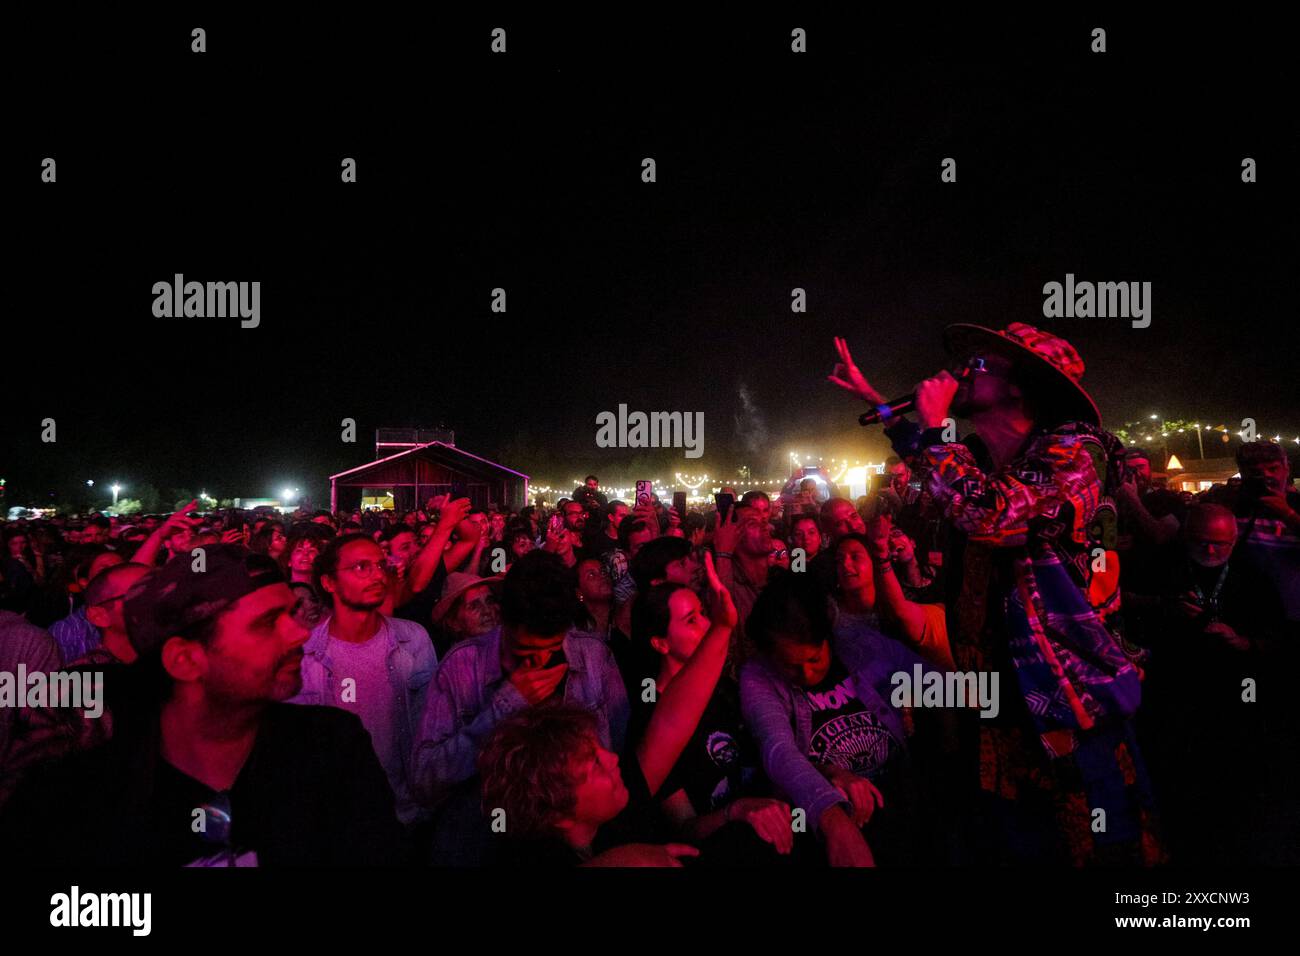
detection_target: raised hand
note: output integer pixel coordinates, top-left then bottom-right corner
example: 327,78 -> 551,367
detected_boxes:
436,497 -> 472,531
914,370 -> 959,430
866,514 -> 894,561
702,551 -> 738,630
828,336 -> 887,405
712,506 -> 741,555
633,502 -> 660,535
161,500 -> 200,536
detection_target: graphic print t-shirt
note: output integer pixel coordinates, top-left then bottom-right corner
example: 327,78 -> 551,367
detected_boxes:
805,659 -> 898,781
657,678 -> 761,815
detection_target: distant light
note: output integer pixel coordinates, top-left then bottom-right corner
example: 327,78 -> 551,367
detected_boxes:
1149,414 -> 1159,420
86,479 -> 94,487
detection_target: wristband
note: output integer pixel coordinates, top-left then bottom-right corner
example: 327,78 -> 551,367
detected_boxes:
715,551 -> 734,559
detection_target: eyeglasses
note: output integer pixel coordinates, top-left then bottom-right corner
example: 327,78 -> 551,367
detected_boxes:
770,548 -> 789,560
949,355 -> 990,376
339,560 -> 388,578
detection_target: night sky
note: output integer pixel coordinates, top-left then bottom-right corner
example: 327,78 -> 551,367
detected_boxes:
6,11 -> 1295,511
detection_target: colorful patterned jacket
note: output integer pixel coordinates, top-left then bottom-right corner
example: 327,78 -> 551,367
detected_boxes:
889,418 -> 1140,758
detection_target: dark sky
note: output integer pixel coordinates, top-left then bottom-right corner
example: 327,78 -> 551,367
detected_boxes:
6,11 -> 1295,510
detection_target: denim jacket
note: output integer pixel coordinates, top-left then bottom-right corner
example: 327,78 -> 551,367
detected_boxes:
738,619 -> 940,835
411,627 -> 629,807
290,615 -> 436,826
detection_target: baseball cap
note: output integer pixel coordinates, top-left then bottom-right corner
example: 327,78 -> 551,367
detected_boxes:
122,544 -> 285,657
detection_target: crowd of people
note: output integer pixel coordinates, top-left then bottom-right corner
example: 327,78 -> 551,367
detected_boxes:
0,322 -> 1296,867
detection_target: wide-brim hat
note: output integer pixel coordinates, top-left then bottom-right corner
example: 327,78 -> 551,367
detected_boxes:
432,572 -> 504,624
942,321 -> 1101,427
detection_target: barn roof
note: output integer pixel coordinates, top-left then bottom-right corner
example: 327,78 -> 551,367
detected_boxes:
329,441 -> 529,483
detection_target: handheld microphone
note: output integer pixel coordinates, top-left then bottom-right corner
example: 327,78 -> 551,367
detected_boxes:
858,395 -> 915,426
857,364 -> 974,426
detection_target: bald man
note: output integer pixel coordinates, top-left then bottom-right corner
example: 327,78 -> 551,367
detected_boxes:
76,562 -> 152,666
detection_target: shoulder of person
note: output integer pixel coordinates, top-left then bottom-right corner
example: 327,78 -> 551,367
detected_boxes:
0,610 -> 57,652
267,701 -> 369,747
21,631 -> 63,671
4,722 -> 135,826
563,630 -> 615,655
385,615 -> 432,645
436,628 -> 495,671
738,655 -> 784,695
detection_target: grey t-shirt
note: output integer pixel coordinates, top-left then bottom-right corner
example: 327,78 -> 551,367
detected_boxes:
326,629 -> 398,791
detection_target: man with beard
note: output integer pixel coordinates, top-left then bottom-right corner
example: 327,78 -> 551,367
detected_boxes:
0,545 -> 404,865
1231,440 -> 1300,627
1131,504 -> 1288,863
831,324 -> 1160,865
291,534 -> 436,829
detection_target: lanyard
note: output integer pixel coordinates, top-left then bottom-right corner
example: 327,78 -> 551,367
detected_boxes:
1191,563 -> 1229,611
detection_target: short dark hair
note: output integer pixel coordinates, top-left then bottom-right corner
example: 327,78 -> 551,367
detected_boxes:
71,544 -> 112,582
746,572 -> 833,654
629,536 -> 692,592
617,517 -> 650,552
833,532 -> 875,557
478,706 -> 599,839
287,522 -> 334,548
584,475 -> 599,483
630,582 -> 688,648
1237,439 -> 1287,470
84,562 -> 150,607
379,523 -> 415,544
249,522 -> 285,556
504,526 -> 533,548
740,490 -> 770,507
500,550 -> 578,635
